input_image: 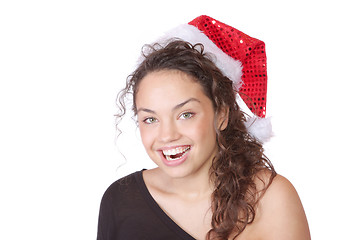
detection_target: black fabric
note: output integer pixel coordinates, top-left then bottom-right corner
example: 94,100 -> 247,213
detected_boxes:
97,170 -> 196,240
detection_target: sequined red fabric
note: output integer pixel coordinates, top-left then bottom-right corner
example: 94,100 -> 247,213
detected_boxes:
189,15 -> 267,118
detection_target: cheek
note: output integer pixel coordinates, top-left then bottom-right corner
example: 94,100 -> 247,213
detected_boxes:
139,125 -> 153,149
187,116 -> 217,142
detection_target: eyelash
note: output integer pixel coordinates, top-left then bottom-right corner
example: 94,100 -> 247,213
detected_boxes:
142,112 -> 195,124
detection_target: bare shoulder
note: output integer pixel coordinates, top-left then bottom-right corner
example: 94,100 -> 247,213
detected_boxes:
253,172 -> 311,240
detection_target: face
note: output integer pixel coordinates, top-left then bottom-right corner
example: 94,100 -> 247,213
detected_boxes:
135,70 -> 226,179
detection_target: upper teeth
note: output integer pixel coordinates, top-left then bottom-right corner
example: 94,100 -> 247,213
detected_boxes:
162,146 -> 190,156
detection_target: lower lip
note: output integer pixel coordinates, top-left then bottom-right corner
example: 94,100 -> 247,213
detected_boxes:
159,148 -> 191,167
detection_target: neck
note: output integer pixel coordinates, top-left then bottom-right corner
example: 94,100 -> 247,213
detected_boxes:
150,165 -> 214,201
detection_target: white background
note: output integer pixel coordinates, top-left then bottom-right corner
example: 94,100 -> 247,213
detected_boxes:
1,0 -> 359,239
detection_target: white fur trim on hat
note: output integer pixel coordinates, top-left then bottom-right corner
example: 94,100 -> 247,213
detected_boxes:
156,24 -> 243,91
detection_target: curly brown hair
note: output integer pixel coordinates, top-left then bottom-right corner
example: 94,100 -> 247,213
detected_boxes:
116,40 -> 276,239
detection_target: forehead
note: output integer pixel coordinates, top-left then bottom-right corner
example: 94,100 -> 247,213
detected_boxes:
135,70 -> 211,110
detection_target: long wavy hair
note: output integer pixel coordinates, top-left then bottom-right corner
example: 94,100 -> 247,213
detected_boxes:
116,40 -> 276,239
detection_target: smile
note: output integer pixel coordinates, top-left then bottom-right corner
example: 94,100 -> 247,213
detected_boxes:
162,146 -> 191,161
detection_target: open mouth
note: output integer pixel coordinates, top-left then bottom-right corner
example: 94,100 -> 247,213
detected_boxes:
162,146 -> 191,161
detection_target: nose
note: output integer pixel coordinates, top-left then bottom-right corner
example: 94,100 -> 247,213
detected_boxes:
157,119 -> 181,143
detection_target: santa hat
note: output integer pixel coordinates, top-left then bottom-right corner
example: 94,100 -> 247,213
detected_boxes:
143,15 -> 272,143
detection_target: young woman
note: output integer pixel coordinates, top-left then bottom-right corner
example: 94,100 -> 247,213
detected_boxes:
97,16 -> 310,240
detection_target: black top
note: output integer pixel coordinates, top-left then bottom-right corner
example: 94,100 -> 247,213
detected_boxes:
97,170 -> 196,240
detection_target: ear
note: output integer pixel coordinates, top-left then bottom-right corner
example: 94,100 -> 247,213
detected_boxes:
216,106 -> 229,131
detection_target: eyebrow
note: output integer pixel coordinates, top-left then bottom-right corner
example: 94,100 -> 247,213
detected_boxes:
137,98 -> 201,114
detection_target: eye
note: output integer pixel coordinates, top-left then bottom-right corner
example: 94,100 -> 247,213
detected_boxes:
179,112 -> 194,120
143,117 -> 158,124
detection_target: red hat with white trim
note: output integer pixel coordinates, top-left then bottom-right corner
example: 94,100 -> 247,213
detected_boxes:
142,15 -> 272,142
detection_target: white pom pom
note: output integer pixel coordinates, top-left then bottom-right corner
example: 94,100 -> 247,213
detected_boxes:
244,117 -> 273,143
